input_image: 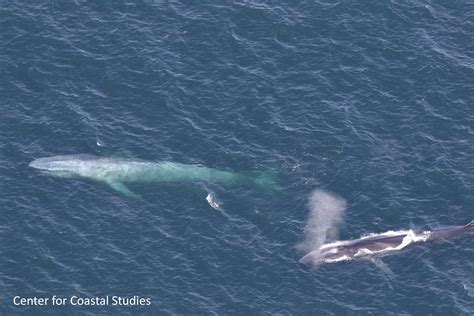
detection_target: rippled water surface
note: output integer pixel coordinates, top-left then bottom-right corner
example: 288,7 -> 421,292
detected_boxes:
1,1 -> 473,314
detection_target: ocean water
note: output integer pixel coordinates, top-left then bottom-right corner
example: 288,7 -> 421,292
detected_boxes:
1,0 -> 473,314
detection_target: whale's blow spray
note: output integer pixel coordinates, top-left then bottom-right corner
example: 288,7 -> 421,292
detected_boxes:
297,189 -> 347,254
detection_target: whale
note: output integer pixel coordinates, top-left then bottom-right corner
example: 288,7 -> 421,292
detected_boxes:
299,220 -> 474,266
29,154 -> 276,198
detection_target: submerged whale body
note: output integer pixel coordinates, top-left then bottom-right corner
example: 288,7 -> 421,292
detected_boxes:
299,220 -> 474,266
29,154 -> 276,198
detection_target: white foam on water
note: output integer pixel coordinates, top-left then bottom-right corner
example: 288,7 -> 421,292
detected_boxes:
353,230 -> 431,258
323,255 -> 352,263
319,230 -> 432,263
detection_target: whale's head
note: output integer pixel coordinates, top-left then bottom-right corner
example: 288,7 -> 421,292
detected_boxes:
299,244 -> 354,266
29,155 -> 99,178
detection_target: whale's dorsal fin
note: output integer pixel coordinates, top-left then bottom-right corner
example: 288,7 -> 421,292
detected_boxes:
107,181 -> 142,199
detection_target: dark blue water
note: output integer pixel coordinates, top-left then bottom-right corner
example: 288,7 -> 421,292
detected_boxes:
1,0 -> 473,314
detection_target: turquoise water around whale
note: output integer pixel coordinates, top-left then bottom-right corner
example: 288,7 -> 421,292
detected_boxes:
1,0 -> 473,315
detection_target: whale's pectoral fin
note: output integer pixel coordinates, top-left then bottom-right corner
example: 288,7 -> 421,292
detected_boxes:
371,257 -> 396,288
371,257 -> 394,275
107,181 -> 141,199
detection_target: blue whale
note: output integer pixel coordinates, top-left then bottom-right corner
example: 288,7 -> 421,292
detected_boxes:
300,220 -> 474,265
29,154 -> 276,198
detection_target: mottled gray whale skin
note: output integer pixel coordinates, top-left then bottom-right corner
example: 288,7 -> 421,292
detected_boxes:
300,220 -> 474,266
29,154 -> 275,198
